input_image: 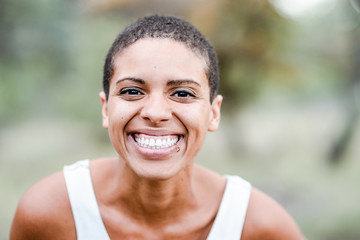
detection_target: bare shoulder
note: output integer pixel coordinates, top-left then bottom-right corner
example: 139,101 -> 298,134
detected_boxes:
10,171 -> 75,240
241,187 -> 306,240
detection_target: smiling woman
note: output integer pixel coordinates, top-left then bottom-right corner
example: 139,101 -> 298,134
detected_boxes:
10,14 -> 305,240
101,38 -> 219,180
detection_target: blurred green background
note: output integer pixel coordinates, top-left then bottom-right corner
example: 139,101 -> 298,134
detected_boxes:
1,0 -> 360,239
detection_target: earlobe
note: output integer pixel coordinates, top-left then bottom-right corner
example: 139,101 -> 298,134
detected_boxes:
208,95 -> 223,132
99,91 -> 109,129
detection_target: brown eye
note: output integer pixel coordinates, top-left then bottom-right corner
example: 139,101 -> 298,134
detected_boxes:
173,90 -> 195,98
119,88 -> 143,95
117,87 -> 144,101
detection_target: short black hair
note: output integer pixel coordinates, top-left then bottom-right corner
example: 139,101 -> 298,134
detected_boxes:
103,14 -> 219,102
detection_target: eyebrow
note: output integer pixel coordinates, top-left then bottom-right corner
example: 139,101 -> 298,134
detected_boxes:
116,77 -> 145,85
167,79 -> 201,88
116,77 -> 201,88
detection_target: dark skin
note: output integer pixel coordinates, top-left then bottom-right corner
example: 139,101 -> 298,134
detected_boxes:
10,39 -> 305,240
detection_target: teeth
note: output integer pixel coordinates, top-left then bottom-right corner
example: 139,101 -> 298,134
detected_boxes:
134,134 -> 179,149
156,139 -> 162,148
149,139 -> 155,147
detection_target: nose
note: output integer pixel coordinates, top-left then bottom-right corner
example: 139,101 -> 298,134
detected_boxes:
140,93 -> 172,124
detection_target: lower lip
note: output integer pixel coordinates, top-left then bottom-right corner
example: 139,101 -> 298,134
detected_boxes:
128,135 -> 182,159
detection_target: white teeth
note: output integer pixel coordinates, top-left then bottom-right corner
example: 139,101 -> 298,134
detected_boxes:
134,134 -> 179,149
156,139 -> 162,148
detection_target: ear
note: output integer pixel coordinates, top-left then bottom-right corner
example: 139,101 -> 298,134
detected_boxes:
208,95 -> 223,132
99,91 -> 109,129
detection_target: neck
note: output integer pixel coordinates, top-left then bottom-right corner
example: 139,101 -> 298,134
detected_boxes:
116,162 -> 198,225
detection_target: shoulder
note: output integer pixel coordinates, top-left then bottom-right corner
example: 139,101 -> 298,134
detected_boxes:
241,187 -> 306,240
10,171 -> 76,240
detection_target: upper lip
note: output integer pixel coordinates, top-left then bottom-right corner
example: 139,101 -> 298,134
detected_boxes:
128,128 -> 183,136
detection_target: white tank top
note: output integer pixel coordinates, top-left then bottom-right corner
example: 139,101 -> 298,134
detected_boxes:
63,160 -> 251,240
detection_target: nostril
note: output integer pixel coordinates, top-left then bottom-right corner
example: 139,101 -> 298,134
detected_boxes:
140,100 -> 172,123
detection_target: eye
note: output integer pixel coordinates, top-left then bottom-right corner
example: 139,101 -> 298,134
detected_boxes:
172,90 -> 195,98
119,88 -> 143,95
118,87 -> 144,100
170,89 -> 197,103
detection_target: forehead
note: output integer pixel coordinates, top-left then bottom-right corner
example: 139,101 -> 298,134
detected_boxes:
111,38 -> 209,87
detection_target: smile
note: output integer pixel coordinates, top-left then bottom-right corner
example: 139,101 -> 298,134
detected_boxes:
133,133 -> 179,149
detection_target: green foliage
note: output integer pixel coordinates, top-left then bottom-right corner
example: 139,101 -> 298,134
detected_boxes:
0,0 -> 74,124
0,0 -> 129,127
188,0 -> 293,112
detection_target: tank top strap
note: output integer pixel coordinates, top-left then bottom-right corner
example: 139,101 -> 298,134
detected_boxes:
206,175 -> 251,240
63,160 -> 110,240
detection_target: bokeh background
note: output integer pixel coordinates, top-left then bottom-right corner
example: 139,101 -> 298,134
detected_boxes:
1,0 -> 360,239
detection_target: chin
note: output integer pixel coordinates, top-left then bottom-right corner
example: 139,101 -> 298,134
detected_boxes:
128,159 -> 188,181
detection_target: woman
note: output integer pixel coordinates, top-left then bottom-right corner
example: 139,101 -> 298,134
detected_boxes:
10,14 -> 305,239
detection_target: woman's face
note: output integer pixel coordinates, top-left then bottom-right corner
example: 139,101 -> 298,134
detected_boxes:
100,38 -> 222,180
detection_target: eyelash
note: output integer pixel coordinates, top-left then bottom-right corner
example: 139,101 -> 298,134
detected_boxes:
172,90 -> 196,98
119,88 -> 143,95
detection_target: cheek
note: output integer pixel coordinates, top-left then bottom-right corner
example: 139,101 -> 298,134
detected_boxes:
107,101 -> 137,131
177,104 -> 211,134
179,107 -> 211,157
